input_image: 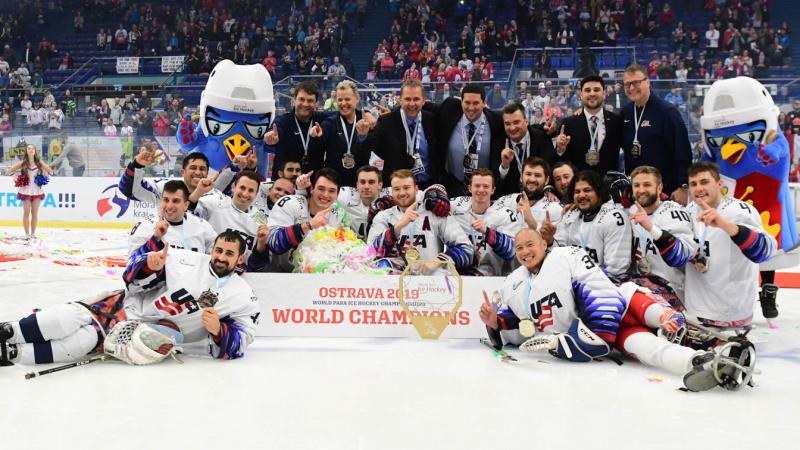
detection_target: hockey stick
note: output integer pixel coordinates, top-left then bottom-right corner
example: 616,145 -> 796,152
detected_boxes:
24,355 -> 107,380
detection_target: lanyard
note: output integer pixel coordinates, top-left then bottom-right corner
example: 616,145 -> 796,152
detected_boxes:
179,216 -> 193,251
587,114 -> 602,151
634,223 -> 649,261
294,116 -> 312,155
633,104 -> 646,142
697,222 -> 708,257
339,115 -> 356,155
400,110 -> 421,156
579,217 -> 595,249
512,134 -> 530,174
461,115 -> 485,155
522,271 -> 537,320
209,266 -> 232,293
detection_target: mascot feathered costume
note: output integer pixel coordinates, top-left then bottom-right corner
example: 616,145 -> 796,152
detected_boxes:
177,60 -> 275,175
701,76 -> 798,319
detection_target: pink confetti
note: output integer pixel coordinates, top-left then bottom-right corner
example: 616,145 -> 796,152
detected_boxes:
769,324 -> 779,330
647,376 -> 664,383
105,269 -> 117,275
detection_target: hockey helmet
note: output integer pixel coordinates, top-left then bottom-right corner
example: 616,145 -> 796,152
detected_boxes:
199,59 -> 276,137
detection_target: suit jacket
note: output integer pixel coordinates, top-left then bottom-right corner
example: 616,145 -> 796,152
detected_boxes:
497,124 -> 557,196
556,110 -> 623,175
423,97 -> 505,198
361,109 -> 439,187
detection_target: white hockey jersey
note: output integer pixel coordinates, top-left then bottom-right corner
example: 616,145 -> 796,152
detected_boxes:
491,192 -> 564,232
684,197 -> 777,322
553,200 -> 633,278
449,196 -> 519,274
367,205 -> 473,268
124,248 -> 260,359
336,186 -> 371,239
499,246 -> 628,342
128,214 -> 217,256
627,201 -> 696,300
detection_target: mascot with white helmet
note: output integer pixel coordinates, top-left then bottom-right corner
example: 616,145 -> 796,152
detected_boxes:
177,60 -> 275,174
701,76 -> 798,319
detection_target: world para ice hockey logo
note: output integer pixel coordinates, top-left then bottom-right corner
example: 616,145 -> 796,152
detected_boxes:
97,185 -> 131,218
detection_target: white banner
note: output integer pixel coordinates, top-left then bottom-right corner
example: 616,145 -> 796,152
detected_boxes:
116,57 -> 140,74
244,273 -> 503,338
161,55 -> 185,73
0,176 -> 155,224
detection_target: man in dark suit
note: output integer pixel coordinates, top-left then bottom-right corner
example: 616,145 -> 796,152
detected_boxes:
497,102 -> 557,196
358,80 -> 439,188
424,83 -> 506,198
554,74 -> 623,176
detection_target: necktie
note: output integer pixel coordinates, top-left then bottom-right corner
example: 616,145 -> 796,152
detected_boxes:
590,115 -> 599,149
516,142 -> 524,159
467,122 -> 476,154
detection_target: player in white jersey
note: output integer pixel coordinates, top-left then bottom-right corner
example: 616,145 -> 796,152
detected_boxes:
479,229 -> 758,392
627,166 -> 696,302
543,170 -> 632,279
191,170 -> 270,272
367,170 -> 472,271
128,180 -> 217,255
449,168 -> 517,275
118,149 -> 212,217
0,231 -> 260,365
491,157 -> 563,233
551,161 -> 576,202
268,168 -> 347,261
334,165 -> 384,239
684,162 -> 777,328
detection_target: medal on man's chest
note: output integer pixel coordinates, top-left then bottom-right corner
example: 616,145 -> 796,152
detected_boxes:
585,149 -> 600,166
197,289 -> 219,308
631,139 -> 642,158
342,154 -> 355,169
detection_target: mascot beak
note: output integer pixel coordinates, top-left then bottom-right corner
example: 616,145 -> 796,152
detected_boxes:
720,138 -> 747,165
223,134 -> 252,160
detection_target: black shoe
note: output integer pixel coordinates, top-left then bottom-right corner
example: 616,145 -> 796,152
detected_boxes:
759,283 -> 779,319
0,322 -> 15,367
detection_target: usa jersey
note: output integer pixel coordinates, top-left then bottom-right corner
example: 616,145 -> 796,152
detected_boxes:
194,192 -> 270,272
491,193 -> 563,232
628,201 -> 696,300
497,246 -> 627,344
684,197 -> 777,322
553,200 -> 632,278
449,196 -> 517,275
336,187 -> 370,239
123,245 -> 260,360
367,205 -> 473,269
128,214 -> 217,256
268,194 -> 347,254
252,180 -> 275,215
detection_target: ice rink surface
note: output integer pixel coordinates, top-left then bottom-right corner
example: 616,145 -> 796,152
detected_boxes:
0,227 -> 798,450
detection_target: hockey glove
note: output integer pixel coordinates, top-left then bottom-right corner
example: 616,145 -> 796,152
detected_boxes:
423,184 -> 450,217
367,195 -> 397,229
521,318 -> 610,362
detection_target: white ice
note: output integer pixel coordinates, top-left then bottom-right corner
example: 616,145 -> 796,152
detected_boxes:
0,226 -> 798,450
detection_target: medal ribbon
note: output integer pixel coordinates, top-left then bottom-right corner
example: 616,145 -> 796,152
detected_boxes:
400,109 -> 420,156
339,115 -> 356,156
294,116 -> 312,157
633,104 -> 646,144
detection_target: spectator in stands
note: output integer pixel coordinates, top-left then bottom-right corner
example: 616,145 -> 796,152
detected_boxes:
0,56 -> 8,76
139,91 -> 152,110
134,108 -> 153,137
664,87 -> 685,108
96,99 -> 110,127
0,113 -> 11,136
705,22 -> 720,57
48,107 -> 64,131
57,52 -> 72,71
20,94 -> 32,119
60,89 -> 77,117
74,11 -> 84,33
28,102 -> 43,129
103,117 -> 118,136
486,83 -> 506,110
154,111 -> 171,136
119,119 -> 133,137
109,97 -> 123,125
96,28 -> 107,50
114,24 -> 128,50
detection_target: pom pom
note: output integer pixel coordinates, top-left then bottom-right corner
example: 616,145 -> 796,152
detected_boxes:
34,174 -> 50,187
14,172 -> 30,187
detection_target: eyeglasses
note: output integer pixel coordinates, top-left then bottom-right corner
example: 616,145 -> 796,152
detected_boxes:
623,78 -> 648,89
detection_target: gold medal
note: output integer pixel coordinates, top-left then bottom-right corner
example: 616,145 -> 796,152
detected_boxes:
519,318 -> 536,338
